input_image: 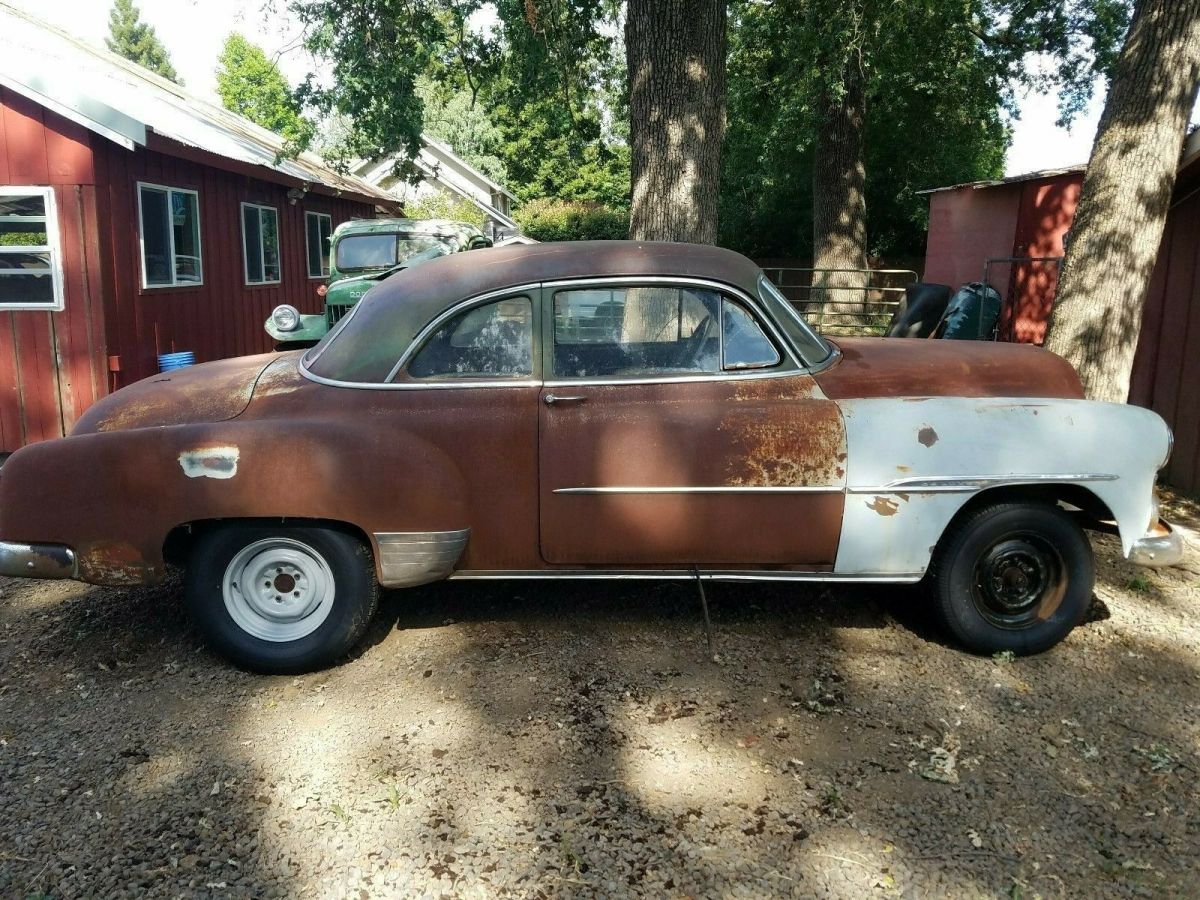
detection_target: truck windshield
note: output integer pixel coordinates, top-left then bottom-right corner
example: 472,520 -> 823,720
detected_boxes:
336,233 -> 454,271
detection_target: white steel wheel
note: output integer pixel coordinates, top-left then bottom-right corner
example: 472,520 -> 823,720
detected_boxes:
221,537 -> 336,642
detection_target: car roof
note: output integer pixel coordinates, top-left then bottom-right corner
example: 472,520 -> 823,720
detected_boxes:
304,241 -> 771,384
371,239 -> 764,318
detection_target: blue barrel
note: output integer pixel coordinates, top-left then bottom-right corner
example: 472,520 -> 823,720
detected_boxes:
158,351 -> 195,372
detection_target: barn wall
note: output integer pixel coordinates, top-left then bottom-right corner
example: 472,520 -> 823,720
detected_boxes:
0,88 -> 107,453
996,174 -> 1082,344
1130,161 -> 1200,495
921,185 -> 1021,291
91,140 -> 376,387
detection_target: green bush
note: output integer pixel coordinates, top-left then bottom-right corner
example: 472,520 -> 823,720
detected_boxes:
515,199 -> 629,242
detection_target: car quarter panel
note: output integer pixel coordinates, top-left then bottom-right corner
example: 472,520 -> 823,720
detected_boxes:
833,397 -> 1171,576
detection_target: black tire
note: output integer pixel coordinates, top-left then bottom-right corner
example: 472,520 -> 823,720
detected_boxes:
185,524 -> 379,674
928,501 -> 1093,655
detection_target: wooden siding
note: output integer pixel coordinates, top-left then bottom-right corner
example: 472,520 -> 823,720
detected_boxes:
0,88 -> 106,452
92,140 -> 374,387
1130,161 -> 1200,495
1,86 -> 378,451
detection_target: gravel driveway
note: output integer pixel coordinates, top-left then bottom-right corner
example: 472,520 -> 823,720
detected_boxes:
1,505 -> 1198,899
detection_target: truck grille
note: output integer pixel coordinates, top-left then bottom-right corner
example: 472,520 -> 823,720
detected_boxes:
326,303 -> 354,328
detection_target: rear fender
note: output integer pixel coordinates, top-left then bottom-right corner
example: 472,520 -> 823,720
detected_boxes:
0,420 -> 469,585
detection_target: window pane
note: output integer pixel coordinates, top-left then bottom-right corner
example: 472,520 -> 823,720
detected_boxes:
0,222 -> 48,246
409,297 -> 533,379
723,300 -> 780,369
0,272 -> 55,304
306,214 -> 322,276
320,217 -> 332,274
0,251 -> 51,270
261,208 -> 280,282
139,187 -> 172,286
336,234 -> 397,270
172,191 -> 201,283
0,195 -> 46,217
553,286 -> 719,378
243,205 -> 263,283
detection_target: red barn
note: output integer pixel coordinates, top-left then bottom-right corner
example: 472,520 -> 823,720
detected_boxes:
921,133 -> 1200,494
0,6 -> 395,454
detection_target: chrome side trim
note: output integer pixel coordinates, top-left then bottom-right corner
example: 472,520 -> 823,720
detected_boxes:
553,485 -> 838,494
552,474 -> 1119,496
847,473 -> 1120,494
448,569 -> 922,583
0,541 -> 77,580
374,529 -> 470,588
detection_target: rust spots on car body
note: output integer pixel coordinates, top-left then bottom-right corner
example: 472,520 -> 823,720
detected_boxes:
866,497 -> 901,516
75,540 -> 162,586
918,426 -> 939,447
723,384 -> 847,488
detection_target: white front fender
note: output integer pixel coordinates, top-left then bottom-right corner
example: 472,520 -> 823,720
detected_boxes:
832,397 -> 1172,576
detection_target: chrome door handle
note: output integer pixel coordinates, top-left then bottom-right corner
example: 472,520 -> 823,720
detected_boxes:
543,393 -> 588,406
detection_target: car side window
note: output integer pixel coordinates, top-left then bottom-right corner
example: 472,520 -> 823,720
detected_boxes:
408,296 -> 534,379
723,298 -> 781,369
553,286 -> 720,378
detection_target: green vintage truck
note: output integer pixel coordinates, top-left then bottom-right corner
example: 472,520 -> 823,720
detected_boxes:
266,218 -> 492,346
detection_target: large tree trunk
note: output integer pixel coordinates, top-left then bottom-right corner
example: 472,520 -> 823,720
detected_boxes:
626,0 -> 727,243
1042,0 -> 1200,402
811,64 -> 869,326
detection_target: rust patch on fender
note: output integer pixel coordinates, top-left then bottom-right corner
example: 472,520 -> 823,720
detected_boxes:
723,397 -> 847,487
866,497 -> 900,516
76,540 -> 161,586
917,426 -> 939,447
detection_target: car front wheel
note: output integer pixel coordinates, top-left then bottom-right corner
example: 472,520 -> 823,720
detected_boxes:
185,524 -> 379,673
929,501 -> 1094,655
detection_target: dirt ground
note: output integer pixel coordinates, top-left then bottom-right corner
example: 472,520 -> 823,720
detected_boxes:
1,500 -> 1198,899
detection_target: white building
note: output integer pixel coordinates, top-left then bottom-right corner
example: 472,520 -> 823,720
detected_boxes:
354,135 -> 520,241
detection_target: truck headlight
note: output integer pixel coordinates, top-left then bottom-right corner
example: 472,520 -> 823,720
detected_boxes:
271,305 -> 301,332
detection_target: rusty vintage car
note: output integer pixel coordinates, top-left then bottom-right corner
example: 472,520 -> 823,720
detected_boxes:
0,242 -> 1183,672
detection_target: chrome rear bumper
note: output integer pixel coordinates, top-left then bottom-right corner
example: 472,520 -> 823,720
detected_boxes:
0,541 -> 77,580
1127,521 -> 1184,568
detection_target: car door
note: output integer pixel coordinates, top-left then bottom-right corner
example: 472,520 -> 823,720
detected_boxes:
537,279 -> 847,568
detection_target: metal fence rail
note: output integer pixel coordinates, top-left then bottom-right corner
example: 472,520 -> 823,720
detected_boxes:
762,267 -> 918,336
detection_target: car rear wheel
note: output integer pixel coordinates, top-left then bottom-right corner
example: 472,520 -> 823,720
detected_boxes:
928,501 -> 1094,655
185,524 -> 379,673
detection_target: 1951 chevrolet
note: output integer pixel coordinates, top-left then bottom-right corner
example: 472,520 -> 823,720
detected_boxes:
0,242 -> 1183,672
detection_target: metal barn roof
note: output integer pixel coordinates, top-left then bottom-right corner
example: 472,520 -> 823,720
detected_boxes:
0,2 -> 393,205
916,165 -> 1088,196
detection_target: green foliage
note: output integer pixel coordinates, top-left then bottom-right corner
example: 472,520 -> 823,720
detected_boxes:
403,191 -> 488,229
721,0 -> 1127,259
105,0 -> 181,84
216,34 -> 314,150
515,199 -> 628,242
416,78 -> 509,185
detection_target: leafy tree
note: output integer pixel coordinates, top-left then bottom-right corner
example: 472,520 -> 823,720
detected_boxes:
105,0 -> 181,84
1043,0 -> 1200,402
516,198 -> 629,240
403,190 -> 488,228
215,34 -> 314,148
722,0 -> 1009,260
416,78 -> 509,186
735,0 -> 1129,298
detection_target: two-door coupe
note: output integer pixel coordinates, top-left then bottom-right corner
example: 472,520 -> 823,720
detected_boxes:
0,242 -> 1183,672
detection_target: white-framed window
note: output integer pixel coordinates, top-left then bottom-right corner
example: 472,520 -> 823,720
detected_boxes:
137,182 -> 202,288
305,211 -> 333,278
0,186 -> 65,311
241,202 -> 281,285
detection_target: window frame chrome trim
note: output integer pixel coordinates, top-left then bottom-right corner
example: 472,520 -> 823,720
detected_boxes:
297,273 -> 836,390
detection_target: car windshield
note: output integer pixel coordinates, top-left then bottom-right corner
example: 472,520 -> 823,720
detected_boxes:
335,232 -> 455,271
757,275 -> 833,366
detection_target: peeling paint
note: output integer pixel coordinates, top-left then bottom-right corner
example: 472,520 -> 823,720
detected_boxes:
917,426 -> 939,447
178,446 -> 240,480
866,497 -> 901,516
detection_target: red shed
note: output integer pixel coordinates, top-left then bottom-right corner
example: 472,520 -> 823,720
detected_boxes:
919,166 -> 1084,344
921,134 -> 1200,494
0,6 -> 396,454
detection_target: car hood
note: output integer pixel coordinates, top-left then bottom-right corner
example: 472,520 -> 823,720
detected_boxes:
814,338 -> 1085,400
72,353 -> 279,434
